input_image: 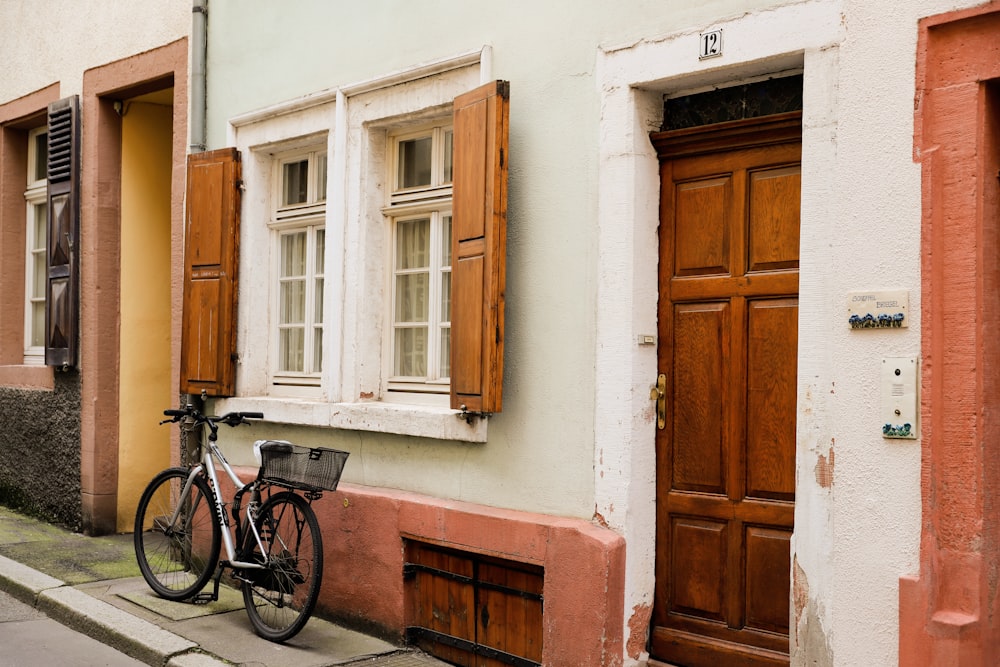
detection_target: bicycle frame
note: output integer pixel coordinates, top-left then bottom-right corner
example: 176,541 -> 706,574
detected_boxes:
171,439 -> 268,571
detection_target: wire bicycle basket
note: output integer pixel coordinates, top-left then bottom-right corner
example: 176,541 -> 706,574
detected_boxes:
256,440 -> 349,493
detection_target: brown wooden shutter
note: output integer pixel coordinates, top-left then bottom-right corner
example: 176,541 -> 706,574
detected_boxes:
180,148 -> 241,397
45,96 -> 80,368
451,80 -> 509,414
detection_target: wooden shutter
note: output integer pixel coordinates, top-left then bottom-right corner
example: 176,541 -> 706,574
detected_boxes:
451,80 -> 509,413
180,148 -> 241,397
45,96 -> 80,368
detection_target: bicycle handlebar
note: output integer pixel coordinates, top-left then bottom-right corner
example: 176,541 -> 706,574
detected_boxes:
160,407 -> 264,428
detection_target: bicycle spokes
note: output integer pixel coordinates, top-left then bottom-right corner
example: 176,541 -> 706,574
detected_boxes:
241,492 -> 322,642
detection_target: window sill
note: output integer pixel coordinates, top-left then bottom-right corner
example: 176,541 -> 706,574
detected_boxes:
213,396 -> 488,443
0,364 -> 55,390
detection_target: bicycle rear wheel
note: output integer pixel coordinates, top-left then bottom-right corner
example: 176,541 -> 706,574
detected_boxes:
240,491 -> 323,642
134,467 -> 221,601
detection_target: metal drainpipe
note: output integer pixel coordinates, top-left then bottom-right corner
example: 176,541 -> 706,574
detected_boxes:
190,0 -> 208,152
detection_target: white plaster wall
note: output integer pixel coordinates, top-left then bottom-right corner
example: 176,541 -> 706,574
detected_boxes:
205,0 -> 808,523
596,0 -> 980,665
821,0 -> 986,664
0,1 -> 188,100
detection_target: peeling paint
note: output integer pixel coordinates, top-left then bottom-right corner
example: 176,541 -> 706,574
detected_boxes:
593,506 -> 609,528
626,603 -> 652,659
359,391 -> 374,399
793,557 -> 833,667
815,442 -> 835,488
793,556 -> 808,628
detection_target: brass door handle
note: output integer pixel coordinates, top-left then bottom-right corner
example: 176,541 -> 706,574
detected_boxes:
650,373 -> 666,430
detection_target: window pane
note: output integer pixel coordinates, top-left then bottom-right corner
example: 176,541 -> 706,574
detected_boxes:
312,325 -> 323,373
280,232 -> 306,277
439,327 -> 450,378
394,327 -> 427,377
396,218 -> 429,269
31,303 -> 45,348
32,251 -> 46,299
316,154 -> 328,202
282,159 -> 309,206
33,132 -> 48,182
280,280 -> 305,324
441,215 -> 452,265
315,228 -> 325,274
440,271 -> 451,323
33,203 -> 47,250
398,136 -> 432,189
280,328 -> 304,372
395,273 -> 428,322
314,277 -> 324,323
443,130 -> 453,184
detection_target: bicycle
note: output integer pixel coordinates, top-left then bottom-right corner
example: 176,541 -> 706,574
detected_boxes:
132,404 -> 349,642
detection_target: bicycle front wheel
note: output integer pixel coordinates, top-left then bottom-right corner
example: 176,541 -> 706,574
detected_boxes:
134,467 -> 221,601
241,491 -> 323,642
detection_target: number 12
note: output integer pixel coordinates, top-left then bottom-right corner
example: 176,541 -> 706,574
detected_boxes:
699,29 -> 723,59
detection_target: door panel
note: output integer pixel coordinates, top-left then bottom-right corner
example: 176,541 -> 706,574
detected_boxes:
652,118 -> 801,667
672,302 -> 728,493
746,298 -> 798,501
747,166 -> 801,272
670,517 -> 728,622
745,526 -> 792,634
674,176 -> 732,276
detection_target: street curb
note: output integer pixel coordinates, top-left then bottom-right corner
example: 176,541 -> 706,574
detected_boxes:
166,652 -> 235,667
40,586 -> 197,665
0,553 -> 63,604
0,554 -> 230,667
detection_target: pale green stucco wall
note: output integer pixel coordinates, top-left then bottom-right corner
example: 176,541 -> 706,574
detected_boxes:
203,0 -> 805,521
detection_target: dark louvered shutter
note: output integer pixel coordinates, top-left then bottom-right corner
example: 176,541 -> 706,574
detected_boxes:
45,96 -> 80,369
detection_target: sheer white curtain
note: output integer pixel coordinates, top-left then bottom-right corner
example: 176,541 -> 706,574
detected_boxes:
279,231 -> 307,372
394,218 -> 429,376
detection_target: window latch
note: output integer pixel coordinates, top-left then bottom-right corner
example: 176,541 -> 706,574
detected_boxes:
457,405 -> 491,424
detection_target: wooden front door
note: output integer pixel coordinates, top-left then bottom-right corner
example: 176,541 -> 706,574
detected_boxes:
650,113 -> 801,667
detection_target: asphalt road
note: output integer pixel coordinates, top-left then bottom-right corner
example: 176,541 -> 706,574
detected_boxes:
0,587 -> 145,666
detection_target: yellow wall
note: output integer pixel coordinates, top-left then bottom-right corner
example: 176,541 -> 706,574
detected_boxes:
118,99 -> 173,531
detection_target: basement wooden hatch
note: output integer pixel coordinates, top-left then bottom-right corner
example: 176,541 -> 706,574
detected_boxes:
404,540 -> 543,667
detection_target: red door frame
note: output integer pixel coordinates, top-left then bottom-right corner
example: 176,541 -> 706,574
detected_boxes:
901,3 -> 1000,664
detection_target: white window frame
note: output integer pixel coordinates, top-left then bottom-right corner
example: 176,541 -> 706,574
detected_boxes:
269,147 -> 327,396
218,52 -> 488,442
23,126 -> 47,365
384,124 -> 453,403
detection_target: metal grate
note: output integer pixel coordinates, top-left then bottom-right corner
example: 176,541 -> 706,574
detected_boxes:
662,74 -> 803,131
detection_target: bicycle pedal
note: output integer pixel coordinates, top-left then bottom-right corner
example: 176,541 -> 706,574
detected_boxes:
192,592 -> 217,604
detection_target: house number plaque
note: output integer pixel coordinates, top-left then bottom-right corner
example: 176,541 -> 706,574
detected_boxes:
699,29 -> 723,59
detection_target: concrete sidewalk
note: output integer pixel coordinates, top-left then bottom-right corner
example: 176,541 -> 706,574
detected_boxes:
0,506 -> 446,667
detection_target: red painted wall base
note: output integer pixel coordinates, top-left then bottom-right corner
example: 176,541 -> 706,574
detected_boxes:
224,471 -> 626,666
